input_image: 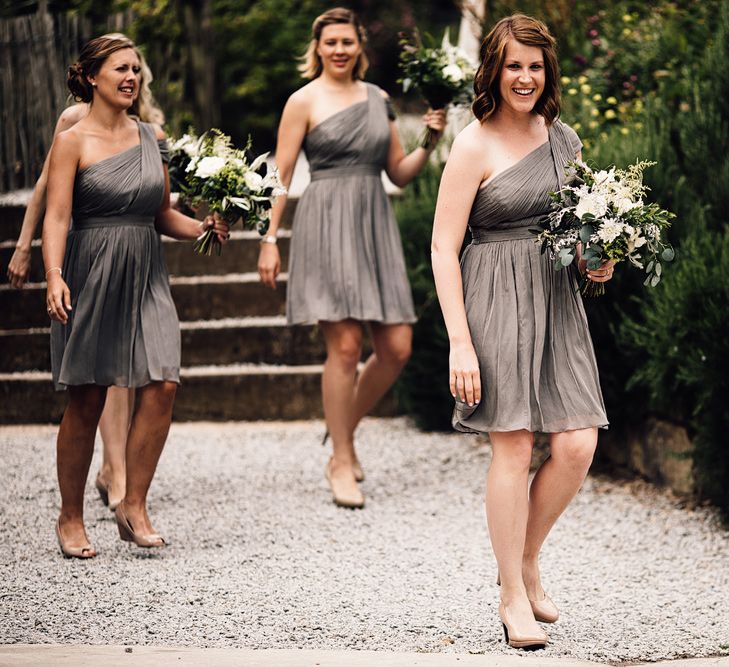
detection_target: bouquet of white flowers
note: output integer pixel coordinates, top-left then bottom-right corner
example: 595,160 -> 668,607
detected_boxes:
534,160 -> 675,297
168,129 -> 286,255
398,28 -> 476,146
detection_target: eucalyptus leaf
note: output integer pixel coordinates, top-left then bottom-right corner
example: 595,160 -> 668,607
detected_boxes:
587,257 -> 602,270
650,274 -> 661,287
554,257 -> 564,271
647,260 -> 654,274
580,224 -> 594,245
560,253 -> 575,267
661,247 -> 675,261
655,262 -> 662,277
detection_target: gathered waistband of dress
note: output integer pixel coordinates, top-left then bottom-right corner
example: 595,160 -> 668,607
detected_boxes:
470,226 -> 537,243
310,164 -> 381,181
72,215 -> 155,230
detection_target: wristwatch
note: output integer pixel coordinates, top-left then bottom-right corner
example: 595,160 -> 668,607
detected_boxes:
260,235 -> 277,245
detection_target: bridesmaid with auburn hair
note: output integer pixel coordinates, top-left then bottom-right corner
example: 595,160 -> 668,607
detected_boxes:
44,35 -> 229,558
258,7 -> 446,508
431,15 -> 613,649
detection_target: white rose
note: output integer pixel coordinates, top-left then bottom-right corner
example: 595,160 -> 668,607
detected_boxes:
194,156 -> 226,179
574,192 -> 608,220
442,63 -> 464,83
244,171 -> 264,190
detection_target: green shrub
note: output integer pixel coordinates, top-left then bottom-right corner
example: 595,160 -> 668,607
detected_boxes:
619,226 -> 729,515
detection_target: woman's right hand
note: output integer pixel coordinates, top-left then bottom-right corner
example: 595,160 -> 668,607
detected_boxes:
449,341 -> 481,406
46,272 -> 72,324
7,247 -> 31,288
258,243 -> 280,289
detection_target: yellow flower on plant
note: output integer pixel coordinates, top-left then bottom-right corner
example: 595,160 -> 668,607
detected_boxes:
591,107 -> 600,117
606,96 -> 618,105
620,127 -> 630,135
568,88 -> 578,96
618,104 -> 627,114
623,27 -> 632,36
589,120 -> 598,129
623,13 -> 632,21
605,109 -> 617,119
635,122 -> 644,130
573,122 -> 582,131
561,76 -> 571,85
592,93 -> 602,101
580,83 -> 591,94
578,75 -> 588,85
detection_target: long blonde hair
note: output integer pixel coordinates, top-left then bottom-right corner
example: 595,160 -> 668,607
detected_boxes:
298,8 -> 369,80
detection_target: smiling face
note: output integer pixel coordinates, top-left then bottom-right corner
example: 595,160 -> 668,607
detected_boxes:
498,38 -> 545,115
88,47 -> 141,109
316,23 -> 362,79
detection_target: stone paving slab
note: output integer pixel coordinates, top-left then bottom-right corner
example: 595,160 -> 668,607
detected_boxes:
0,645 -> 599,667
1,419 -> 728,664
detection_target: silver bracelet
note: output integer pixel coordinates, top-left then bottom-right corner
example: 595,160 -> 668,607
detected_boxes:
260,235 -> 277,245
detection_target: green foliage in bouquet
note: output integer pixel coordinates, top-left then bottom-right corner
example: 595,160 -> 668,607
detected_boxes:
619,226 -> 729,517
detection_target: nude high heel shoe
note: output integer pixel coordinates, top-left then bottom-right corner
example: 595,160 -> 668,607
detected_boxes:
115,502 -> 166,548
496,572 -> 559,623
95,472 -> 123,512
325,457 -> 365,509
55,520 -> 96,559
499,603 -> 548,650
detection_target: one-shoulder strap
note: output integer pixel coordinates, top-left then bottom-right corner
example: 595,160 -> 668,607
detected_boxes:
549,119 -> 578,187
139,121 -> 170,163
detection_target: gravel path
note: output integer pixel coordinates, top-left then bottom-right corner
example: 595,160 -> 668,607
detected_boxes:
1,418 -> 728,663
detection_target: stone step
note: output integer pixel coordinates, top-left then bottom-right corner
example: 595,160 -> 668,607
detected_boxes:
0,317 -> 328,372
0,272 -> 287,328
0,230 -> 292,283
0,363 -> 398,424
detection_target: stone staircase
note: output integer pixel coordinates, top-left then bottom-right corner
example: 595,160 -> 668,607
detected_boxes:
0,177 -> 395,424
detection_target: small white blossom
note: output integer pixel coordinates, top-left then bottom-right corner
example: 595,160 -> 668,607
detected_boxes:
442,63 -> 465,83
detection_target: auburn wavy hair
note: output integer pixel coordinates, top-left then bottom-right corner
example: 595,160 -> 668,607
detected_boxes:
298,7 -> 369,80
472,14 -> 560,124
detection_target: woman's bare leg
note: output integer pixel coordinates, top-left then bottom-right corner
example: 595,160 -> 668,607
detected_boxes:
97,386 -> 134,507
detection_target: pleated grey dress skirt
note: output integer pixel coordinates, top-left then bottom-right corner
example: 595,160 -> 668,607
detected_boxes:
453,120 -> 609,434
50,121 -> 180,390
286,83 -> 416,325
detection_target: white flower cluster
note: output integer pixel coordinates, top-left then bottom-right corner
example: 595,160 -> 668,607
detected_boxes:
439,29 -> 477,84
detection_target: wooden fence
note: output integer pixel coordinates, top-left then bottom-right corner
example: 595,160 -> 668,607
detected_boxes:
0,8 -> 131,193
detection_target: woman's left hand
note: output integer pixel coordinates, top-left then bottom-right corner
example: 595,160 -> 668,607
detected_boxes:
423,109 -> 447,141
201,213 -> 231,244
586,259 -> 616,283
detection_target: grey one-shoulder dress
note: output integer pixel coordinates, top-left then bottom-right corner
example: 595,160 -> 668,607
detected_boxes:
51,121 -> 180,390
286,83 -> 416,325
453,120 -> 608,434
